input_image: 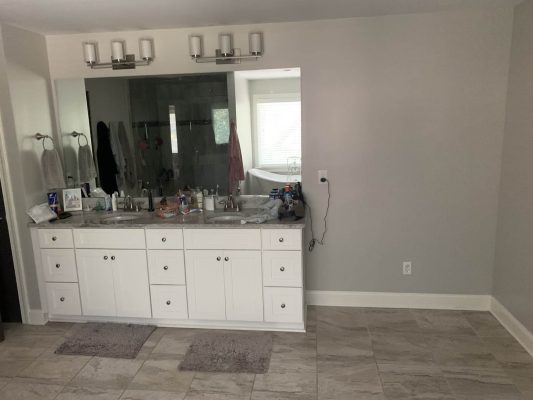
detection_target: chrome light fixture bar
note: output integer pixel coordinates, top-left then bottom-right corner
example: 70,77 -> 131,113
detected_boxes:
189,32 -> 263,64
83,39 -> 154,70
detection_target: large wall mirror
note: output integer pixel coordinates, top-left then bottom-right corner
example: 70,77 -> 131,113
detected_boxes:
55,68 -> 301,197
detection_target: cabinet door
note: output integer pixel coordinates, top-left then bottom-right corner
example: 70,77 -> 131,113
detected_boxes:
185,250 -> 226,320
223,251 -> 263,322
76,249 -> 116,316
111,250 -> 151,318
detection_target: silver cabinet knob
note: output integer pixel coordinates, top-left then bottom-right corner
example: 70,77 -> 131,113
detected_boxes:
163,265 -> 169,270
216,256 -> 221,261
60,297 -> 65,302
111,256 -> 116,261
161,237 -> 167,242
281,303 -> 286,309
103,256 -> 108,260
224,257 -> 229,262
280,266 -> 285,272
55,264 -> 61,269
166,300 -> 171,305
278,237 -> 284,243
52,236 -> 57,241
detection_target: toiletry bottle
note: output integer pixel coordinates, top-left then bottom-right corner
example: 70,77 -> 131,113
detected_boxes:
111,192 -> 118,211
148,188 -> 154,212
196,187 -> 203,209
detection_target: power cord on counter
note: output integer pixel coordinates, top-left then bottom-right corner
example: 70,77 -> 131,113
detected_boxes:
306,177 -> 330,252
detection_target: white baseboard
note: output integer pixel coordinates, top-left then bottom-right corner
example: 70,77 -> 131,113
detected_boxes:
305,290 -> 491,311
490,297 -> 533,357
27,309 -> 47,325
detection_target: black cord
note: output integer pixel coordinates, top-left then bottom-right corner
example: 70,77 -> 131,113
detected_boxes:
306,178 -> 330,251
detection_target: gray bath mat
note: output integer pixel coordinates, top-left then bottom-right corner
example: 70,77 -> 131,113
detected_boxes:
179,331 -> 272,373
55,322 -> 156,359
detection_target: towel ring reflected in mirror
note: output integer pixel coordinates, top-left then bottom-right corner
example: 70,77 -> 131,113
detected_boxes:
71,131 -> 88,147
34,132 -> 55,150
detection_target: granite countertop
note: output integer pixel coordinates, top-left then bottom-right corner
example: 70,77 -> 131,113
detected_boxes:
29,209 -> 305,229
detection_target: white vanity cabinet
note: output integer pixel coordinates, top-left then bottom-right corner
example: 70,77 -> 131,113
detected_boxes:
185,249 -> 263,322
74,228 -> 151,319
32,225 -> 305,331
76,249 -> 151,318
184,229 -> 264,323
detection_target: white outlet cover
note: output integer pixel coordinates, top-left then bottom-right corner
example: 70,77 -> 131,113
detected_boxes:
402,261 -> 412,275
318,170 -> 328,184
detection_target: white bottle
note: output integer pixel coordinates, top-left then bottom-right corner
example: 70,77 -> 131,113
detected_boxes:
197,189 -> 203,209
111,193 -> 118,211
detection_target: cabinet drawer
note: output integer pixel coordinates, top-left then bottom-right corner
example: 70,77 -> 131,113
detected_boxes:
262,251 -> 302,287
147,250 -> 185,285
38,229 -> 73,248
184,229 -> 261,250
151,285 -> 188,319
41,249 -> 78,282
262,229 -> 302,250
264,287 -> 303,323
73,229 -> 145,249
46,282 -> 81,316
146,229 -> 183,249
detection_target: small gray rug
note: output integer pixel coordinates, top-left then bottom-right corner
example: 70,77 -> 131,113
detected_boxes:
55,322 -> 156,359
179,331 -> 272,373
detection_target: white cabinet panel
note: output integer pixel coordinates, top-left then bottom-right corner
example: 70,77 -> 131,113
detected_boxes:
146,229 -> 183,249
73,229 -> 145,249
46,283 -> 81,316
111,250 -> 151,318
262,229 -> 302,251
38,229 -> 73,248
262,251 -> 302,287
184,229 -> 261,250
76,249 -> 116,316
223,251 -> 263,322
263,287 -> 303,323
185,250 -> 226,320
147,250 -> 185,285
41,249 -> 78,282
151,285 -> 188,319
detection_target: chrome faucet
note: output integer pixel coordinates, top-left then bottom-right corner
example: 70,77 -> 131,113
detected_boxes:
223,194 -> 240,212
123,195 -> 134,211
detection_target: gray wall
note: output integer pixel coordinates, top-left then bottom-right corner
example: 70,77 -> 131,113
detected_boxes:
45,9 -> 512,296
493,0 -> 533,332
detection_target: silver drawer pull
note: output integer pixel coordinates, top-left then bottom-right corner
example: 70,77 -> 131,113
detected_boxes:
166,300 -> 171,305
52,236 -> 57,241
161,237 -> 167,242
111,256 -> 116,261
60,297 -> 65,302
280,266 -> 285,272
216,256 -> 221,261
103,256 -> 108,260
281,303 -> 286,309
163,266 -> 169,270
55,264 -> 61,269
278,237 -> 284,243
224,257 -> 229,262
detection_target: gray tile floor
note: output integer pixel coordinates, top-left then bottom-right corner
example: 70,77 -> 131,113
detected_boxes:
1,307 -> 533,399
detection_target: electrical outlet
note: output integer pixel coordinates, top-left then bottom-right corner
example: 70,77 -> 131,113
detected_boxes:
402,261 -> 412,275
318,170 -> 328,184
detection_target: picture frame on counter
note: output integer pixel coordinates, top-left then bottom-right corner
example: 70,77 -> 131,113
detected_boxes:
62,188 -> 82,212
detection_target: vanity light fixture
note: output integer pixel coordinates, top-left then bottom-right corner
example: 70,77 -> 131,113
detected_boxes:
83,38 -> 154,70
189,32 -> 263,64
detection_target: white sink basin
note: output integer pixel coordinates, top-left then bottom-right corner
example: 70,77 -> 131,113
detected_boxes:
102,214 -> 142,223
207,214 -> 244,223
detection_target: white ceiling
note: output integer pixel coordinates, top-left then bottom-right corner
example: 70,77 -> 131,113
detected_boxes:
0,0 -> 521,35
